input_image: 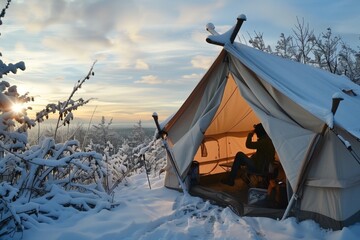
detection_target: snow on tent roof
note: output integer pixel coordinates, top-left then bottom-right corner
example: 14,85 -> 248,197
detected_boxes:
224,42 -> 360,139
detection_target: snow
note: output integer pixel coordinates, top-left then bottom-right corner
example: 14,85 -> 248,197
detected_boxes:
22,173 -> 360,240
332,92 -> 344,100
238,14 -> 247,21
206,23 -> 219,36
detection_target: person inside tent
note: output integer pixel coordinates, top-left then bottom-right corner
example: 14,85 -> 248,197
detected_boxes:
222,123 -> 275,187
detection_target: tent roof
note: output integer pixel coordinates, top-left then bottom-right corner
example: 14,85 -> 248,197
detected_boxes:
225,43 -> 360,139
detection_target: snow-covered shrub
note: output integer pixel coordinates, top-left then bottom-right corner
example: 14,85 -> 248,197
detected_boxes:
35,62 -> 96,143
103,144 -> 130,193
85,121 -> 167,193
133,133 -> 167,177
86,116 -> 120,154
0,61 -> 111,237
0,81 -> 35,153
87,138 -> 143,193
0,138 -> 113,238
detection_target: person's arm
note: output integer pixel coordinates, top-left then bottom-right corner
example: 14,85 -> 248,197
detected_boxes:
245,131 -> 260,149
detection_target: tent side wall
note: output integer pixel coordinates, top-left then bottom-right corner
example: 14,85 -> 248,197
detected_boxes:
298,185 -> 360,230
297,128 -> 360,229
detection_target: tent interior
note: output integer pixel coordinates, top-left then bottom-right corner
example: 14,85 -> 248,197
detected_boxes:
189,72 -> 288,216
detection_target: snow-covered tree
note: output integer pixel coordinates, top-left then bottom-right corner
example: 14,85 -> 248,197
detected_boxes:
248,31 -> 272,53
313,28 -> 342,73
338,43 -> 360,83
275,33 -> 297,60
128,120 -> 146,148
291,17 -> 316,64
141,138 -> 166,176
247,16 -> 360,83
86,116 -> 119,154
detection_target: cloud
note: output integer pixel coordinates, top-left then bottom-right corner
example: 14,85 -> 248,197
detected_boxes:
191,55 -> 214,69
134,75 -> 162,85
9,1 -> 142,62
9,0 -> 67,32
135,59 -> 149,70
7,0 -> 220,73
183,73 -> 202,79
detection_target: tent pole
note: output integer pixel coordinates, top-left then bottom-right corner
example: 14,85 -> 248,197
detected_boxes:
280,132 -> 322,221
152,112 -> 188,193
281,193 -> 297,221
230,14 -> 247,43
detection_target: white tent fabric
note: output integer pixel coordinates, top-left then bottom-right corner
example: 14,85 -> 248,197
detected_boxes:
172,79 -> 227,176
225,43 -> 360,137
166,53 -> 229,177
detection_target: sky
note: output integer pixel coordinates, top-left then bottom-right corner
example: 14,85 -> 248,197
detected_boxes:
1,0 -> 359,127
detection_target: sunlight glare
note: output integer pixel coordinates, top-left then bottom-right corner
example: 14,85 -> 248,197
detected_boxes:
12,103 -> 23,113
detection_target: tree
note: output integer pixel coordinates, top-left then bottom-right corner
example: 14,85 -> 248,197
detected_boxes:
291,17 -> 316,64
275,33 -> 297,60
88,116 -> 118,154
313,28 -> 342,73
247,16 -> 360,83
248,31 -> 272,53
128,120 -> 146,148
338,43 -> 360,83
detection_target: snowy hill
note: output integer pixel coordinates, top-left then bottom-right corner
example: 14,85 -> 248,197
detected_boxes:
22,173 -> 360,240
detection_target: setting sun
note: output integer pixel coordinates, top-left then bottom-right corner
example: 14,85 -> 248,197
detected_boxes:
12,103 -> 23,113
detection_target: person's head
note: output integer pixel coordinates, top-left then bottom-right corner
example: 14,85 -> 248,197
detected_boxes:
253,123 -> 267,138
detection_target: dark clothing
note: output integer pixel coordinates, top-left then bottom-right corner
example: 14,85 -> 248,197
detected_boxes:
229,152 -> 254,181
227,132 -> 275,184
245,132 -> 275,173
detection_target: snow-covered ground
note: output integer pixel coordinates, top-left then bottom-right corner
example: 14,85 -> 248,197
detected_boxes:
22,173 -> 360,240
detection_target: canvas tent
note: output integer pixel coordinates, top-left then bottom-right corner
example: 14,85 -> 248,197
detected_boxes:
158,15 -> 360,230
